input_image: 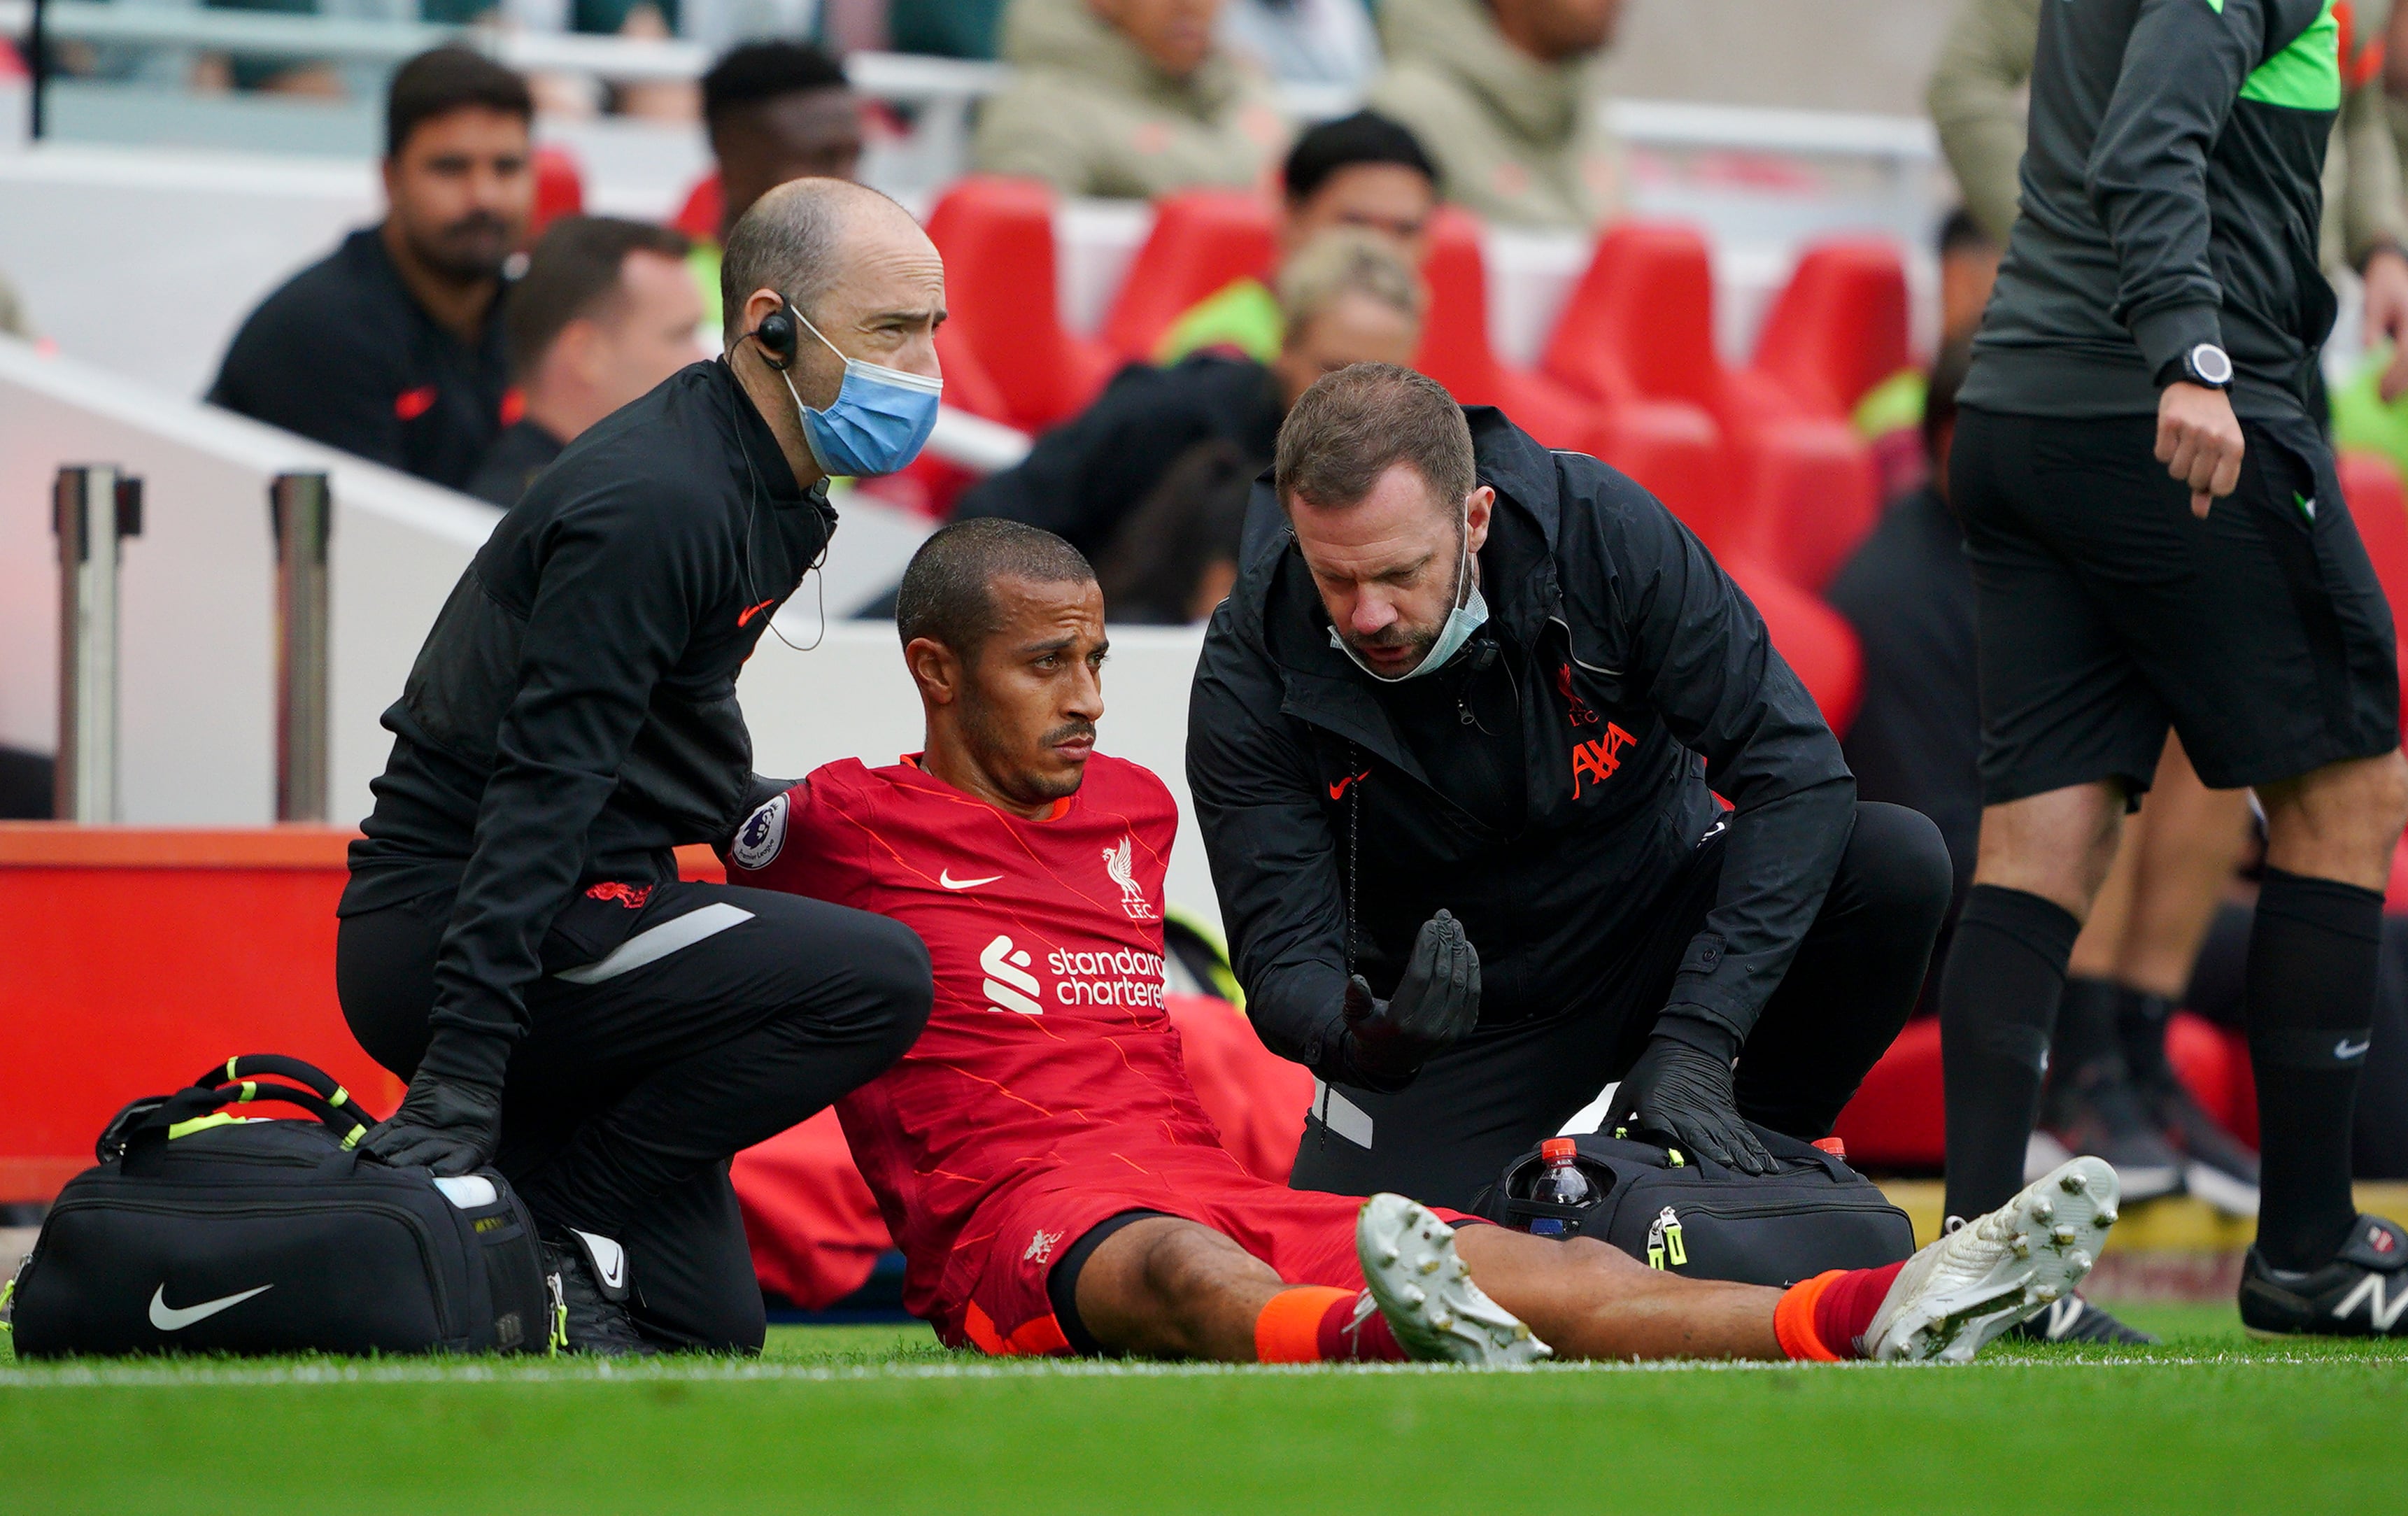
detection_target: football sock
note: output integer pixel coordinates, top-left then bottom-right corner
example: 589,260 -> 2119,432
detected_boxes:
2116,985 -> 2176,1088
1939,886 -> 2083,1221
1774,1261 -> 1908,1361
1252,1286 -> 1405,1363
2053,976 -> 2126,1074
2246,868 -> 2380,1270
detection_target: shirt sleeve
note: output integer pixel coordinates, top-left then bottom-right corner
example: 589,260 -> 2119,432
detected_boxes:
1589,465 -> 1857,1048
1927,0 -> 2040,244
1187,607 -> 1361,1084
2086,0 -> 2267,378
414,481 -> 712,1088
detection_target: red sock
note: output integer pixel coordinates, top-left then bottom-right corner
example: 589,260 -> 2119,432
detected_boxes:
1774,1262 -> 1906,1361
1254,1286 -> 1408,1363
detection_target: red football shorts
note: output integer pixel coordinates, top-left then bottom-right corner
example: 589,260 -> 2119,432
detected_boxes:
944,1155 -> 1473,1356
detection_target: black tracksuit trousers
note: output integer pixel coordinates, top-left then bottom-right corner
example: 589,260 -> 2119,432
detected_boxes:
1289,802 -> 1950,1209
338,879 -> 930,1351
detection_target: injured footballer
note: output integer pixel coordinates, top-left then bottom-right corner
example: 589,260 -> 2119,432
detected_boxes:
728,519 -> 2122,1366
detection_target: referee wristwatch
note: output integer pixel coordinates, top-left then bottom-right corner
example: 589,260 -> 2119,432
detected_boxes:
2167,341 -> 2234,390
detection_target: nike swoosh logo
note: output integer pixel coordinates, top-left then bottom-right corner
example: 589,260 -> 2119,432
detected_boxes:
736,598 -> 779,628
940,870 -> 1003,890
1328,770 -> 1371,800
2336,1037 -> 2372,1060
149,1282 -> 273,1331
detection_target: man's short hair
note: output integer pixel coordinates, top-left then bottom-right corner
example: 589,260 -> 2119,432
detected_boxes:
387,47 -> 532,159
1937,206 -> 1995,260
703,41 -> 849,132
505,215 -> 693,378
718,179 -> 902,343
1275,363 -> 1475,513
1282,111 -> 1437,203
1275,229 -> 1425,334
896,519 -> 1097,658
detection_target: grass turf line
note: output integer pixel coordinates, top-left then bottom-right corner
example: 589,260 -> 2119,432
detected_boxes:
5,1309 -> 2405,1513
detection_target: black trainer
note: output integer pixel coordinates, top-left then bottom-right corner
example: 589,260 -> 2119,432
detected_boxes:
2240,1215 -> 2408,1337
2038,1060 -> 2186,1203
542,1228 -> 654,1355
2135,1067 -> 2260,1218
2007,1294 -> 2160,1345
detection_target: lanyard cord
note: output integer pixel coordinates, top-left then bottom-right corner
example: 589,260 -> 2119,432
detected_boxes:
1320,739 -> 1365,1149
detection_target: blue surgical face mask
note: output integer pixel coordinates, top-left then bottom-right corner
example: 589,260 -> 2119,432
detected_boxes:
780,306 -> 943,478
1330,505 -> 1489,683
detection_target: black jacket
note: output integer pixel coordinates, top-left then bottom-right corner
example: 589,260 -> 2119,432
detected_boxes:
211,227 -> 511,490
466,418 -> 567,507
1189,410 -> 1856,1087
1962,0 -> 2341,420
340,360 -> 834,1087
952,353 -> 1284,558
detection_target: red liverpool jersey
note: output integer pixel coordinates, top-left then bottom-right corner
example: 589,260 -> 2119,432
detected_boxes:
729,752 -> 1247,1321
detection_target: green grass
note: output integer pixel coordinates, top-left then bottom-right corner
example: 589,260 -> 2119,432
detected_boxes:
5,1308 -> 2405,1512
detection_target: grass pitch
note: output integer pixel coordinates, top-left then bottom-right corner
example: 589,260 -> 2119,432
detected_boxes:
4,1305 -> 2403,1513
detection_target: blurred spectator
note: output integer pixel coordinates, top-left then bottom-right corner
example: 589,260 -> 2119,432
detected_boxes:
1218,0 -> 1381,88
953,228 -> 1422,558
972,0 -> 1290,199
0,267 -> 27,337
1159,108 -> 1436,364
0,748 -> 52,820
209,48 -> 532,491
1364,0 -> 1622,230
689,41 -> 864,330
1093,438 -> 1256,621
192,0 -> 346,99
1851,208 -> 1999,497
467,216 -> 703,506
1827,334 -> 1978,923
890,0 -> 1010,57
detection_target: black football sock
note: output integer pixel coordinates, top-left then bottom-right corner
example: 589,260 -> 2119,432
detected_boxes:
1941,885 -> 2083,1221
2116,985 -> 2176,1088
2053,977 -> 2125,1075
2246,867 -> 2381,1271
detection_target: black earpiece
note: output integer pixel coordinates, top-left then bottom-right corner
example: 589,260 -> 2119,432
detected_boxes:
751,297 -> 800,371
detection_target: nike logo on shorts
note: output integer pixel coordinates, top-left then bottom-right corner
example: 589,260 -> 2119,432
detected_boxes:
149,1282 -> 273,1331
2336,1037 -> 2372,1061
941,870 -> 1002,890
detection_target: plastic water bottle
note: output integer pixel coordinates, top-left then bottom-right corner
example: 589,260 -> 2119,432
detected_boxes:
1524,1138 -> 1592,1237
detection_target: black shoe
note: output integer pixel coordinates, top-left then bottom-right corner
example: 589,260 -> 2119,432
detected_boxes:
2037,1061 -> 2186,1203
2135,1067 -> 2260,1218
542,1229 -> 654,1356
2240,1215 -> 2408,1337
2007,1294 -> 2160,1345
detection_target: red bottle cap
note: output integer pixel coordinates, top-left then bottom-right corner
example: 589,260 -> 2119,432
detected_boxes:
1541,1138 -> 1578,1161
1812,1137 -> 1848,1159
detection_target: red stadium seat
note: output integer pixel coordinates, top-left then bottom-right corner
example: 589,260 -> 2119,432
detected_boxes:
1543,222 -> 1881,585
1747,239 -> 1911,420
1100,189 -> 1279,361
1410,208 -> 1604,454
672,171 -> 721,242
2338,450 -> 2408,735
529,146 -> 586,240
923,176 -> 1119,433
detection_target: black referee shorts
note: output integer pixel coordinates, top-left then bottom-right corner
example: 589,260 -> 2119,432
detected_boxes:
1952,406 -> 2400,803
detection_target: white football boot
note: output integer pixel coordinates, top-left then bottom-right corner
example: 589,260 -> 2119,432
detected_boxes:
1356,1193 -> 1552,1366
1865,1156 -> 2121,1363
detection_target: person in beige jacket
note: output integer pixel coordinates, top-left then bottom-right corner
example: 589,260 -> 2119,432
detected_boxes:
972,0 -> 1292,199
1365,0 -> 1623,231
1928,0 -> 2408,397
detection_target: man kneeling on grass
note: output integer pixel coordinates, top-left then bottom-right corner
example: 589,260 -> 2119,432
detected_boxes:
728,518 -> 2122,1365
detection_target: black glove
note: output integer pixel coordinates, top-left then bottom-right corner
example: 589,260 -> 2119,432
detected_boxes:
360,1074 -> 504,1176
1341,909 -> 1482,1087
1607,1030 -> 1776,1176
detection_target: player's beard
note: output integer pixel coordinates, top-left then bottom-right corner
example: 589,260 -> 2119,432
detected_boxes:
963,694 -> 1093,808
402,209 -> 518,284
1331,525 -> 1466,672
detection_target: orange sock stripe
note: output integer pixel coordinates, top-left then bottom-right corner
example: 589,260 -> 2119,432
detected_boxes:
1254,1286 -> 1354,1363
1774,1270 -> 1848,1362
